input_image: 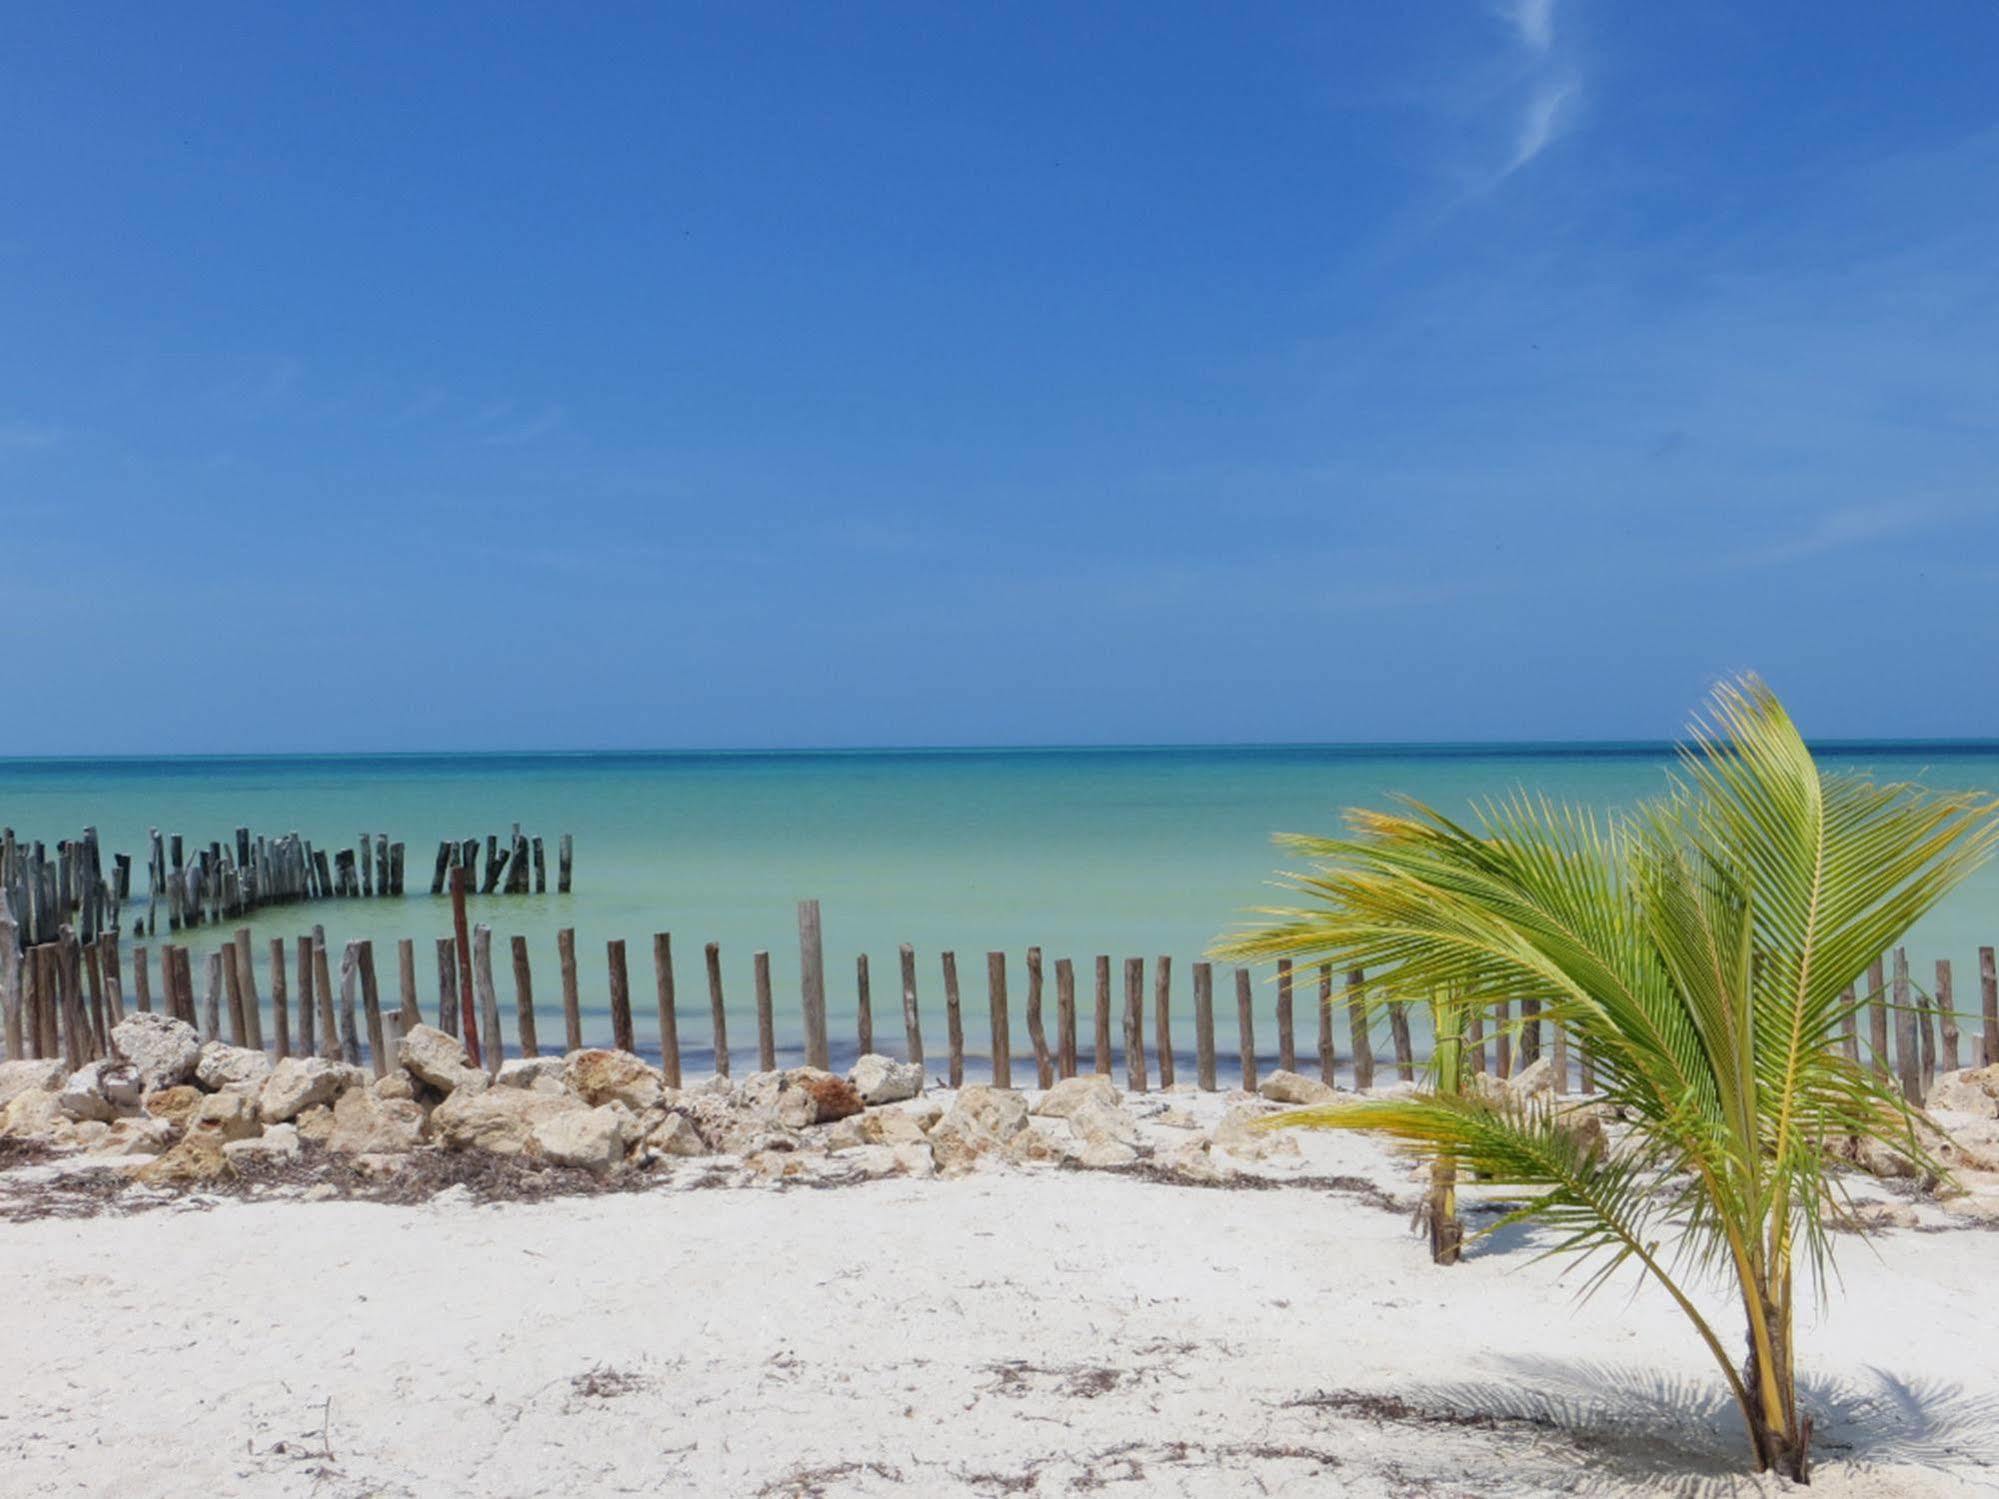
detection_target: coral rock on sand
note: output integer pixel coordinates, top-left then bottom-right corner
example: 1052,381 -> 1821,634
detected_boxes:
1257,1070 -> 1336,1106
142,1085 -> 203,1132
88,1117 -> 175,1158
735,1068 -> 864,1127
0,1059 -> 66,1111
789,1068 -> 865,1123
1032,1075 -> 1118,1119
327,1088 -> 425,1155
646,1111 -> 708,1158
195,1043 -> 273,1095
398,1025 -> 485,1095
110,1013 -> 201,1092
533,1103 -> 636,1174
1505,1057 -> 1557,1099
1067,1096 -> 1143,1152
497,1057 -> 568,1094
190,1091 -> 262,1143
225,1123 -> 301,1165
1928,1067 -> 1999,1119
848,1053 -> 924,1106
1075,1139 -> 1139,1168
134,1134 -> 230,1185
431,1087 -> 584,1157
928,1085 -> 1029,1172
563,1050 -> 664,1112
1214,1104 -> 1301,1162
58,1060 -> 145,1122
1,1089 -> 65,1140
259,1057 -> 367,1123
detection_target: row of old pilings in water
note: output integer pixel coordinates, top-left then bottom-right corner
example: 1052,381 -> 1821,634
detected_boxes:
0,824 -> 573,949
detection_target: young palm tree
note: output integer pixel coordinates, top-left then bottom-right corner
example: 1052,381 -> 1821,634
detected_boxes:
1214,677 -> 1997,1481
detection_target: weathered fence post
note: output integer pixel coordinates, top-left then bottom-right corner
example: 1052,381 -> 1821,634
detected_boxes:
397,938 -> 421,1036
452,867 -> 480,1069
1235,967 -> 1255,1092
900,942 -> 923,1069
313,928 -> 339,1061
296,937 -> 316,1054
559,928 -> 581,1052
706,941 -> 730,1079
987,951 -> 1011,1089
1316,963 -> 1336,1085
753,948 -> 774,1074
1893,948 -> 1920,1105
474,924 -> 503,1079
1348,968 -> 1374,1091
1122,957 -> 1146,1092
942,950 -> 964,1087
1275,959 -> 1295,1075
798,899 -> 828,1071
1937,959 -> 1959,1072
1981,946 -> 1998,1067
855,952 -> 873,1058
337,940 -> 363,1067
1054,957 -> 1076,1079
655,934 -> 682,1087
359,940 -> 388,1078
1093,955 -> 1112,1077
1153,955 -> 1173,1089
1867,955 -> 1889,1074
1026,946 -> 1053,1088
1389,1000 -> 1416,1083
1192,960 -> 1216,1091
434,937 -> 458,1038
511,936 -> 539,1059
606,938 -> 634,1055
269,937 -> 290,1059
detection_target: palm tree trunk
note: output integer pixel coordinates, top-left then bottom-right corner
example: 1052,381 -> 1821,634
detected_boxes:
1425,1159 -> 1462,1265
1740,1294 -> 1811,1480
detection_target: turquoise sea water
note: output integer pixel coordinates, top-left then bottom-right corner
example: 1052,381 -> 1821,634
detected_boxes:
4,745 -> 1996,1075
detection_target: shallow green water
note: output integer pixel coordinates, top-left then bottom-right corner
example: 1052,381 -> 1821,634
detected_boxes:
4,745 -> 1994,1077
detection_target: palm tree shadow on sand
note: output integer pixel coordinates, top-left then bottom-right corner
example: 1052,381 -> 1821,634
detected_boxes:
1331,1357 -> 1999,1496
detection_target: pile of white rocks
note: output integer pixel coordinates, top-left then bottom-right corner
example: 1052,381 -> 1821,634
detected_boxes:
0,1015 -> 1321,1189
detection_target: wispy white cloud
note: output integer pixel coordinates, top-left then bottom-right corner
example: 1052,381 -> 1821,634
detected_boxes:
1506,77 -> 1579,175
1726,503 -> 1962,569
0,419 -> 62,451
1501,0 -> 1557,52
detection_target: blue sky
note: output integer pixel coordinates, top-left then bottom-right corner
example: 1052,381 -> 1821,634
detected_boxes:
5,2 -> 1997,752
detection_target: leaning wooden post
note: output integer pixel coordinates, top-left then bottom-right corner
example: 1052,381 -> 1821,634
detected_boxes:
1092,955 -> 1112,1076
474,924 -> 503,1079
0,904 -> 22,1059
899,943 -> 923,1069
397,938 -> 421,1036
798,899 -> 828,1071
358,940 -> 388,1078
606,938 -> 634,1054
655,934 -> 683,1087
1866,955 -> 1889,1074
510,936 -> 540,1059
1054,957 -> 1077,1078
706,941 -> 730,1079
269,937 -> 290,1060
1122,956 -> 1147,1092
434,937 -> 459,1038
1347,968 -> 1374,1091
1389,1000 -> 1416,1083
1936,960 -> 1958,1072
752,949 -> 774,1073
1192,960 -> 1216,1091
133,944 -> 152,1016
1275,959 -> 1295,1075
1917,978 -> 1938,1095
296,936 -> 316,1054
1893,947 -> 1921,1104
1153,955 -> 1174,1089
1026,946 -> 1053,1088
1982,946 -> 1998,1067
855,952 -> 874,1057
986,950 -> 1012,1088
337,941 -> 363,1067
1316,963 -> 1337,1085
233,927 -> 263,1051
221,942 -> 247,1046
100,935 -> 125,1028
558,927 -> 581,1051
942,950 -> 965,1087
202,948 -> 224,1049
1234,967 -> 1255,1091
452,867 -> 481,1069
313,928 -> 339,1061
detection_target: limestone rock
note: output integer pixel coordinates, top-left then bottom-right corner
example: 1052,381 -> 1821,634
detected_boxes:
789,1068 -> 864,1124
190,1090 -> 262,1143
534,1103 -> 635,1174
432,1086 -> 584,1157
498,1056 -> 569,1094
134,1133 -> 230,1185
1032,1075 -> 1119,1119
1161,1138 -> 1234,1185
1214,1104 -> 1291,1161
110,1013 -> 202,1091
0,1058 -> 65,1111
1928,1066 -> 1999,1119
928,1085 -> 1030,1171
904,1098 -> 945,1132
857,1109 -> 930,1147
195,1042 -> 273,1095
848,1053 -> 924,1106
1154,1107 -> 1200,1130
1506,1058 -> 1557,1099
295,1105 -> 335,1146
375,1072 -> 416,1101
398,1025 -> 485,1095
90,1117 -> 176,1158
327,1087 -> 424,1155
59,1060 -> 145,1122
1258,1070 -> 1337,1106
646,1111 -> 708,1158
260,1057 -> 367,1123
563,1050 -> 664,1112
893,1141 -> 937,1179
143,1085 -> 203,1131
1,1088 -> 64,1140
1005,1125 -> 1072,1164
225,1123 -> 302,1165
1075,1139 -> 1139,1168
1068,1096 -> 1143,1152
843,1144 -> 904,1179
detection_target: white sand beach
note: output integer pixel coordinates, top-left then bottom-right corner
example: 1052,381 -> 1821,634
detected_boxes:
3,1091 -> 1994,1499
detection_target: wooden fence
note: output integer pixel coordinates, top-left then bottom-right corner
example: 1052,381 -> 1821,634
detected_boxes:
0,823 -> 572,948
6,890 -> 1995,1102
